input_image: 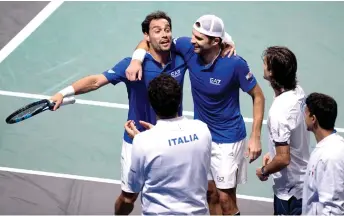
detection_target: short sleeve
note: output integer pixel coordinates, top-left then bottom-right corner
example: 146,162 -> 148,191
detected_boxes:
102,57 -> 130,85
235,57 -> 257,92
270,108 -> 298,144
127,134 -> 145,193
172,37 -> 194,62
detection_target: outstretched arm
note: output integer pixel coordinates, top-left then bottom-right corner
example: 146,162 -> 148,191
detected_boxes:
51,58 -> 130,110
50,74 -> 109,110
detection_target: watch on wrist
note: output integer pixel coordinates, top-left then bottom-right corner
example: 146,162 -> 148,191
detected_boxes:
261,166 -> 269,177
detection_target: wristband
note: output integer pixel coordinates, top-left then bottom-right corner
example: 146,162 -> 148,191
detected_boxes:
58,85 -> 75,97
132,48 -> 147,62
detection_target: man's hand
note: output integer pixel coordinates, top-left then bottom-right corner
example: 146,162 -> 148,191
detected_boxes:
263,152 -> 271,166
50,93 -> 64,111
245,136 -> 262,163
125,60 -> 143,81
256,167 -> 269,181
124,120 -> 140,139
124,120 -> 154,139
220,43 -> 236,58
139,120 -> 154,129
220,32 -> 236,58
256,153 -> 271,181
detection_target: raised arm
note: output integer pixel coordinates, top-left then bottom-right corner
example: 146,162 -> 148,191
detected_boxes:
50,58 -> 130,110
126,33 -> 236,81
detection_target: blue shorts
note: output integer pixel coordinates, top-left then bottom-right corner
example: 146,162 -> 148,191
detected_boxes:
273,195 -> 302,215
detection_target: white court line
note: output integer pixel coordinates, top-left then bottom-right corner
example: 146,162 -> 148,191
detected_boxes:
0,166 -> 273,203
0,0 -> 64,64
2,89 -> 344,133
0,90 -> 264,123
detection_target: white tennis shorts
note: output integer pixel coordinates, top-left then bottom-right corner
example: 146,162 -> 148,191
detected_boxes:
120,139 -> 134,193
207,139 -> 248,189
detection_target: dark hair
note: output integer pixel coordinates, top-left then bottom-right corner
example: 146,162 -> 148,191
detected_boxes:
208,35 -> 222,46
148,73 -> 181,119
306,92 -> 337,130
263,46 -> 297,91
141,11 -> 172,34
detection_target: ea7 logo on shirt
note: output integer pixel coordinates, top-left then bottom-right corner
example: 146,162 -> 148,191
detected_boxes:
171,69 -> 181,78
210,78 -> 221,85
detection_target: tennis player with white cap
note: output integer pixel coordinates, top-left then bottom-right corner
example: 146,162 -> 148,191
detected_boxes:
126,14 -> 265,215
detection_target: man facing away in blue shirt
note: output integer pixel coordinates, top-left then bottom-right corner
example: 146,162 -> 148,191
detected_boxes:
126,14 -> 265,215
49,11 -> 188,214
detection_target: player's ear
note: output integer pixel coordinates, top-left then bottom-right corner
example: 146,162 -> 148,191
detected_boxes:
311,114 -> 318,127
144,33 -> 150,43
212,37 -> 221,46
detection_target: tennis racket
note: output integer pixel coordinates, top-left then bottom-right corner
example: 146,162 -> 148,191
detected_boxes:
5,96 -> 76,124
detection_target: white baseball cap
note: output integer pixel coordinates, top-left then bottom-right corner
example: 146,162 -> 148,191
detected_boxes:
193,14 -> 225,39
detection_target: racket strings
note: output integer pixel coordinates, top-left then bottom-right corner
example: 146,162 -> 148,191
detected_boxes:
12,103 -> 45,120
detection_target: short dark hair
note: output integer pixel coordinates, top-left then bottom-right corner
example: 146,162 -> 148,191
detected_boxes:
148,73 -> 181,119
306,92 -> 337,130
141,11 -> 172,34
263,46 -> 297,91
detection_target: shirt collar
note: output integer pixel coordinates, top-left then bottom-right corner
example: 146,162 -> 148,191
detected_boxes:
145,52 -> 173,69
317,130 -> 337,148
199,49 -> 222,70
156,116 -> 187,127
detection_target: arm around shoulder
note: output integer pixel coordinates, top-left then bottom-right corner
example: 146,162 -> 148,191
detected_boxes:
127,40 -> 150,81
132,40 -> 150,62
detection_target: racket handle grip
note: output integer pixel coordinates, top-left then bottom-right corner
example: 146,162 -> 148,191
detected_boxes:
61,96 -> 76,106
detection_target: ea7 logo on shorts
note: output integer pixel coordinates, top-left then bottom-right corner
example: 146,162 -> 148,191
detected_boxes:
217,176 -> 224,182
210,78 -> 221,85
